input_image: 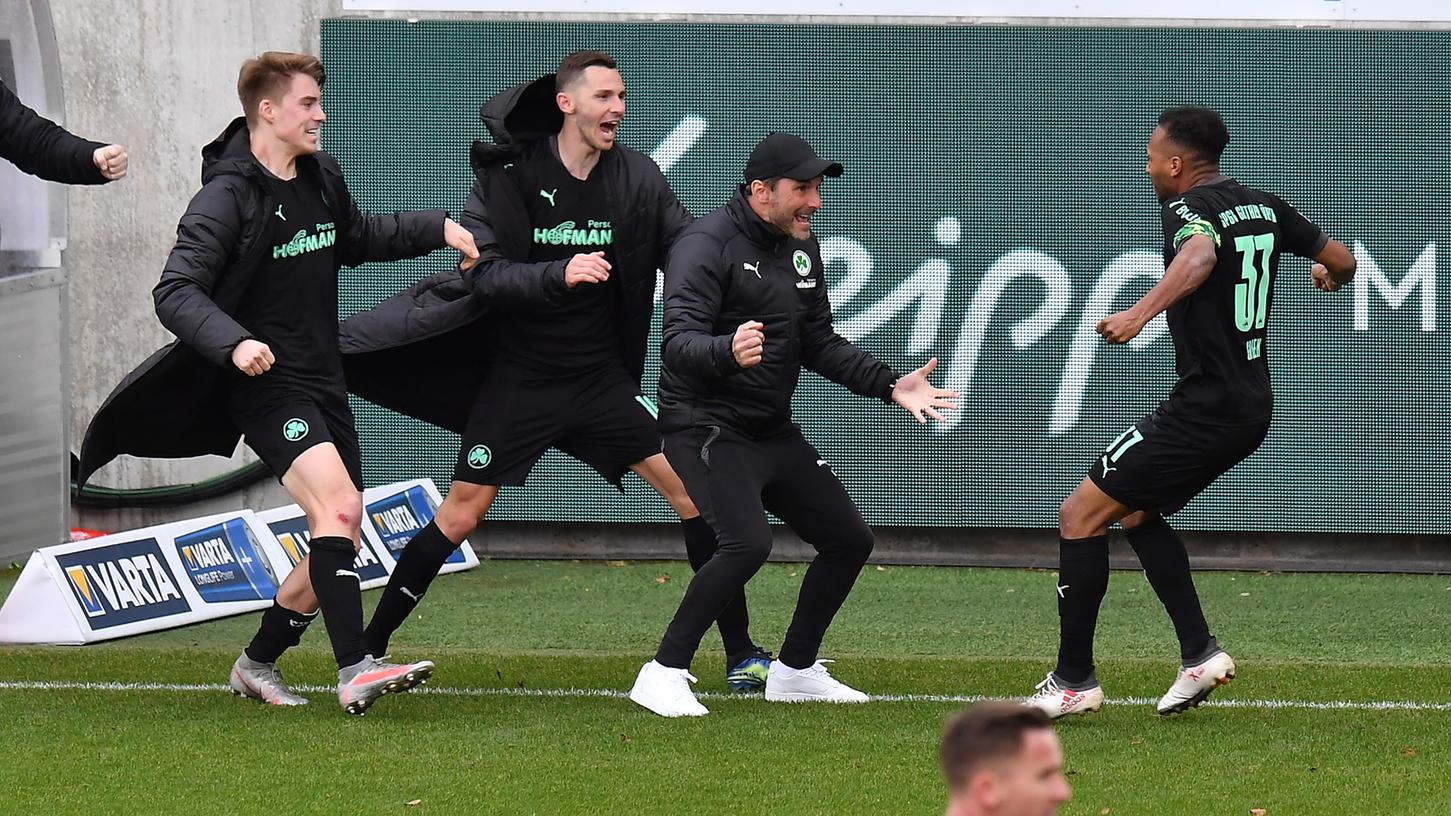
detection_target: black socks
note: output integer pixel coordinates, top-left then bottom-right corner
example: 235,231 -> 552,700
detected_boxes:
243,602 -> 318,664
1053,535 -> 1110,684
1125,516 -> 1212,661
307,535 -> 370,668
364,520 -> 458,656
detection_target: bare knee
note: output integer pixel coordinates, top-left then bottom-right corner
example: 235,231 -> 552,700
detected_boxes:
434,490 -> 491,542
1058,494 -> 1081,534
1120,511 -> 1155,531
1059,489 -> 1111,540
667,489 -> 699,519
313,493 -> 364,540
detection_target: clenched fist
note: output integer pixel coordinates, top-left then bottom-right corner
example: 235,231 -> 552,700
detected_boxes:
732,320 -> 764,368
231,339 -> 275,377
92,144 -> 127,180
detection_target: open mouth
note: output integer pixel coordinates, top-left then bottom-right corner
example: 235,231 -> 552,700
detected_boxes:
304,127 -> 320,141
599,120 -> 620,140
794,212 -> 813,229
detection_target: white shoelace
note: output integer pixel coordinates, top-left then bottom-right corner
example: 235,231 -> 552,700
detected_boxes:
1032,673 -> 1062,698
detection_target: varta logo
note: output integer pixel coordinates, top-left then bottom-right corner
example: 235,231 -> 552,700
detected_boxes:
533,220 -> 613,246
58,539 -> 189,626
272,224 -> 336,259
180,537 -> 236,571
372,506 -> 422,537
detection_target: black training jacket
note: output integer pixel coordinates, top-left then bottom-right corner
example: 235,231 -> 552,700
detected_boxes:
0,79 -> 107,185
338,73 -> 692,434
77,118 -> 446,486
658,189 -> 897,436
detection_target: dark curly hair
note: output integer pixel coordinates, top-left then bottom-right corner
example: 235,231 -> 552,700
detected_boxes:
1158,105 -> 1230,163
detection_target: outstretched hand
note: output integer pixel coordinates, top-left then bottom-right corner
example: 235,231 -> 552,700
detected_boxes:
891,357 -> 958,424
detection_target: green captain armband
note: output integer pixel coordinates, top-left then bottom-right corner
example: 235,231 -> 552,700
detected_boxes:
1173,218 -> 1220,250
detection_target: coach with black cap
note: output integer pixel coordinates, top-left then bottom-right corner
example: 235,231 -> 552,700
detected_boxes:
629,132 -> 957,717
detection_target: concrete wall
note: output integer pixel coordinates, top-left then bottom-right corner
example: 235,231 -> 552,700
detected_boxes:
55,0 -> 342,532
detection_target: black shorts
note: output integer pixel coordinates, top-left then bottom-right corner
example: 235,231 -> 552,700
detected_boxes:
453,364 -> 662,486
228,378 -> 363,490
1087,408 -> 1269,517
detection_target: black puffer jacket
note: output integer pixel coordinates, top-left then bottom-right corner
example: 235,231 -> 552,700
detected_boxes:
658,189 -> 897,436
338,73 -> 692,433
0,79 -> 107,184
77,118 -> 446,486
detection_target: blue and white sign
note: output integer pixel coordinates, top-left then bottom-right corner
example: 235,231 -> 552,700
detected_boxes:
0,480 -> 477,645
174,518 -> 278,605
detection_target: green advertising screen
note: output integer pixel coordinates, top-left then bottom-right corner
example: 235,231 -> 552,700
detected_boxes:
320,19 -> 1447,534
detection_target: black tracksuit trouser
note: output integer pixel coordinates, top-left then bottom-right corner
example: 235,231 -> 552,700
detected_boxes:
654,423 -> 874,670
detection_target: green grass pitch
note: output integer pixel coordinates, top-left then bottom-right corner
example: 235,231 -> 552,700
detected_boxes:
2,560 -> 1448,814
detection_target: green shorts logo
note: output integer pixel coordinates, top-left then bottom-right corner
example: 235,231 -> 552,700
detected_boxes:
282,418 -> 310,442
792,249 -> 812,276
467,444 -> 493,469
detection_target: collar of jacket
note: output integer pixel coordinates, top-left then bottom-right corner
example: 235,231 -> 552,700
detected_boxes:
470,74 -> 566,177
200,116 -> 329,189
726,187 -> 790,252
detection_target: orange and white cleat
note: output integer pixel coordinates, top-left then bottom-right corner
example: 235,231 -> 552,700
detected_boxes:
337,655 -> 435,716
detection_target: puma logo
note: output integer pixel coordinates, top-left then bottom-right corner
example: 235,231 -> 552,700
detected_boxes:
274,204 -> 285,221
1100,455 -> 1116,478
540,188 -> 558,206
744,261 -> 760,278
335,569 -> 359,581
400,587 -> 423,602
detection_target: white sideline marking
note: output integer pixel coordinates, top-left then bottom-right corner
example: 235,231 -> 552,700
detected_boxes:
1,680 -> 1449,712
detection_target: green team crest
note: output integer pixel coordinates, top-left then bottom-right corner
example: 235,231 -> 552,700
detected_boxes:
282,418 -> 310,442
467,445 -> 493,469
792,249 -> 812,276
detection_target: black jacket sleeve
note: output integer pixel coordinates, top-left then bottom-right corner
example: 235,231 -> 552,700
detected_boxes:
653,165 -> 694,256
461,178 -> 570,306
799,249 -> 897,400
661,232 -> 741,378
0,80 -> 107,185
331,171 -> 447,267
152,180 -> 256,367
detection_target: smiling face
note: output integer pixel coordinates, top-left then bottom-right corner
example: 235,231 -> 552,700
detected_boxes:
752,176 -> 824,240
558,66 -> 626,152
259,72 -> 326,156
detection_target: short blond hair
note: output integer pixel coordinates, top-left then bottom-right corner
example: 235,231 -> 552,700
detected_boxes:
237,51 -> 326,127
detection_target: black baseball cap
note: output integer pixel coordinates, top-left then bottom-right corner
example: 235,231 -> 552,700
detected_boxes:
742,132 -> 844,184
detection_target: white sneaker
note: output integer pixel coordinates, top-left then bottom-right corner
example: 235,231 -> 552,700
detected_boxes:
629,660 -> 709,717
1157,650 -> 1235,715
764,659 -> 868,703
1025,672 -> 1104,719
